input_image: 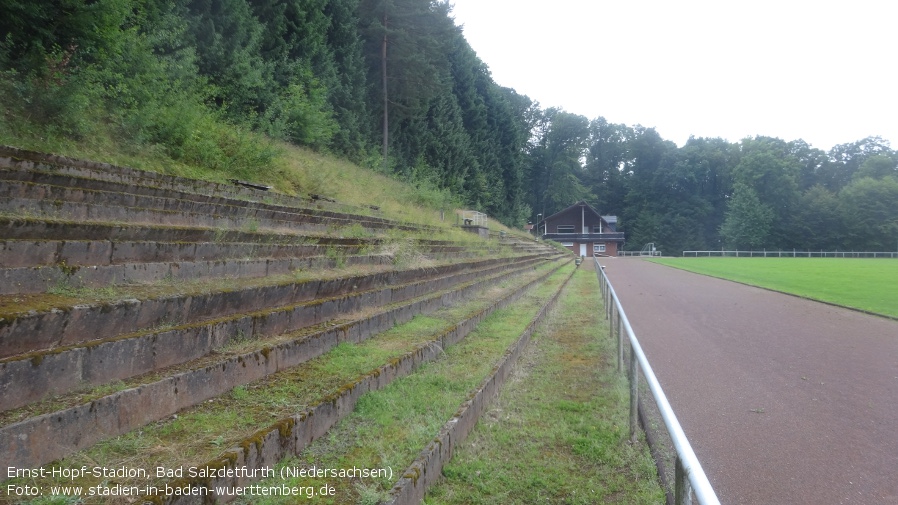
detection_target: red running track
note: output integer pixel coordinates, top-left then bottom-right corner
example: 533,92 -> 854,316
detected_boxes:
599,258 -> 898,505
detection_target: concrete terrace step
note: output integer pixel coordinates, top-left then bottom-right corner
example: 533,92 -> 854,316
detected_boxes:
0,216 -> 440,247
0,146 -> 567,501
147,261 -> 574,504
0,258 -> 569,471
0,146 -> 420,232
0,253 -> 548,361
0,239 -> 471,269
1,195 -> 341,236
0,251 -> 397,295
0,240 -> 485,295
0,178 -> 419,235
0,256 -> 555,413
0,235 -> 481,295
1,145 -> 333,211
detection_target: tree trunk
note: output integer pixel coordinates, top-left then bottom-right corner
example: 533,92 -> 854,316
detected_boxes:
381,12 -> 389,172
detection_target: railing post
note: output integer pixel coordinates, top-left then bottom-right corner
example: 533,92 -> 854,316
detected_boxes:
606,286 -> 611,320
609,301 -> 615,341
617,316 -> 624,372
676,455 -> 693,505
629,345 -> 639,444
603,277 -> 610,320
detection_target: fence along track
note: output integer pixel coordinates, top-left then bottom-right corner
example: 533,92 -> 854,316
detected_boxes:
595,256 -> 720,505
683,250 -> 898,258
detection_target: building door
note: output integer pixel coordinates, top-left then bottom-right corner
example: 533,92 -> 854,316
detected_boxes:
579,243 -> 587,257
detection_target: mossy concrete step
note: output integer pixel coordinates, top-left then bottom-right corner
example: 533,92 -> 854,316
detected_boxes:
0,146 -> 406,226
499,238 -> 563,252
0,257 -> 551,405
0,253 -> 546,359
0,165 -> 428,238
0,178 -> 421,234
0,259 -> 568,471
143,262 -> 573,504
0,145 -> 314,210
0,238 -> 471,269
0,215 -> 425,245
1,194 -> 350,235
0,252 -> 398,295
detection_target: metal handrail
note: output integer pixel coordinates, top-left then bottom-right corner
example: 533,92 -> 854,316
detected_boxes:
594,256 -> 720,505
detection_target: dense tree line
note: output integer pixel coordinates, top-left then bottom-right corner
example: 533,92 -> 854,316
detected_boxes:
0,0 -> 530,223
527,106 -> 897,252
2,0 -> 896,252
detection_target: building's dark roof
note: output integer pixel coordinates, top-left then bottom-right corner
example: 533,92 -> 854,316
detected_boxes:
540,201 -> 617,229
602,215 -> 618,232
542,200 -> 599,222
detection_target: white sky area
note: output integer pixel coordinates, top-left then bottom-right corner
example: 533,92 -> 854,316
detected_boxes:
449,0 -> 897,151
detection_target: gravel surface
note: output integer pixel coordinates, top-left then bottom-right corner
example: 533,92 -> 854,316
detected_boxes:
599,258 -> 898,505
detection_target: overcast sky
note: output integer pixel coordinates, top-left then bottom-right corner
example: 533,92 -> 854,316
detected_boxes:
449,1 -> 897,151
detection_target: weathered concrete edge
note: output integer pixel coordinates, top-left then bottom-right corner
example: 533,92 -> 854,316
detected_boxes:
142,260 -> 573,504
0,254 -> 395,295
0,259 -> 567,470
0,238 -> 470,269
0,256 -> 549,412
383,263 -> 575,505
0,147 -> 431,232
0,179 -> 392,232
0,195 -> 340,235
0,254 -> 546,359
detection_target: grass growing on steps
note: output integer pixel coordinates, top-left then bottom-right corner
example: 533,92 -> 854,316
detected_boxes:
5,261 -> 565,503
0,258 -> 545,428
0,234 -> 507,322
424,267 -> 664,505
234,264 -> 575,505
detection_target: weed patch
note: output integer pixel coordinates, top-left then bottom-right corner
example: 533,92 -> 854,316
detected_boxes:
234,265 -> 574,504
3,262 -> 565,501
424,268 -> 664,504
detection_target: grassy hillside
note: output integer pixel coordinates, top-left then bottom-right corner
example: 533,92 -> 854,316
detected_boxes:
1,120 -> 540,244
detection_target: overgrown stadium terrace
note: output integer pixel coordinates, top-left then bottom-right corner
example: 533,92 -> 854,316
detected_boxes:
1,147 -> 667,504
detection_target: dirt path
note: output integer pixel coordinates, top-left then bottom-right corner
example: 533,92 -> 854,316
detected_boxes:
599,258 -> 898,505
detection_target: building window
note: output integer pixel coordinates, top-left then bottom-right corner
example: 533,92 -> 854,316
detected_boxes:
561,242 -> 574,247
557,225 -> 575,234
594,243 -> 606,253
593,225 -> 602,233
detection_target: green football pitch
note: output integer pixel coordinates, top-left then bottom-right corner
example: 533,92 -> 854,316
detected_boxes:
649,257 -> 898,319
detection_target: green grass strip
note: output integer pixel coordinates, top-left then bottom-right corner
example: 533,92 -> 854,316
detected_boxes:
424,267 -> 663,504
650,257 -> 898,318
233,265 -> 575,504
